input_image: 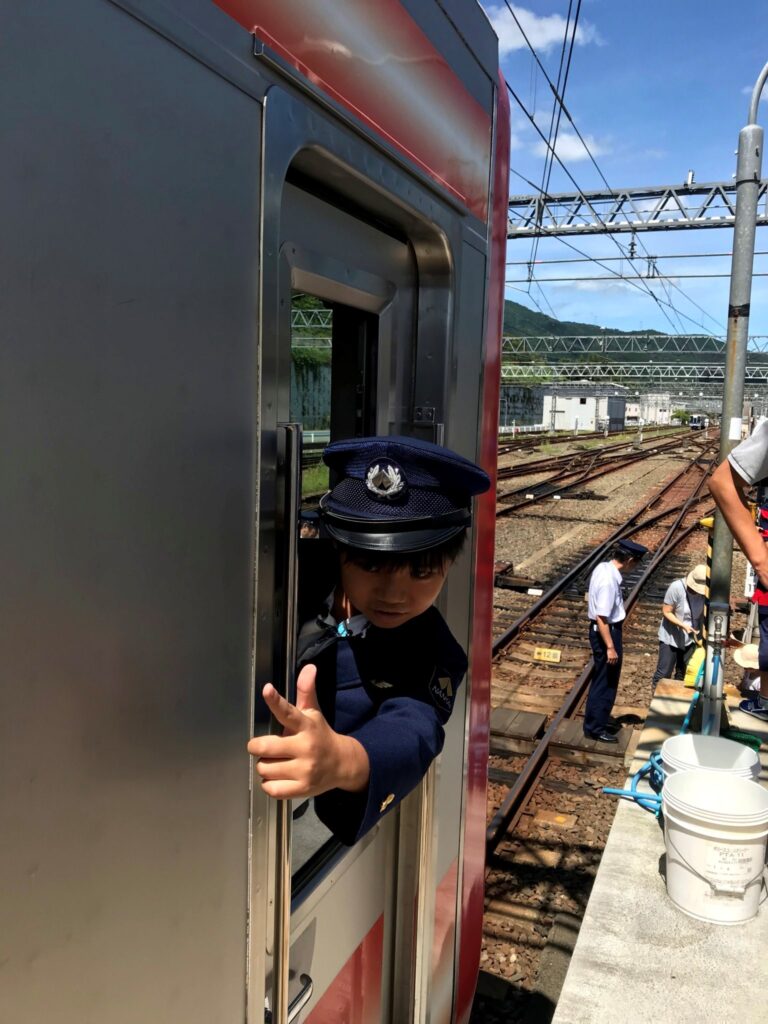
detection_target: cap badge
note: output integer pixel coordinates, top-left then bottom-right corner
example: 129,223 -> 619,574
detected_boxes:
365,460 -> 406,501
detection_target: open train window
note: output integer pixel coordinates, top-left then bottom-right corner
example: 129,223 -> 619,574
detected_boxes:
290,292 -> 378,507
290,289 -> 378,894
268,177 -> 419,904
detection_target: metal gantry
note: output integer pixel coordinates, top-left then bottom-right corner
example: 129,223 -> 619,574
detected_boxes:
502,334 -> 768,355
290,309 -> 332,329
500,333 -> 768,389
508,180 -> 768,238
501,362 -> 768,389
500,362 -> 768,385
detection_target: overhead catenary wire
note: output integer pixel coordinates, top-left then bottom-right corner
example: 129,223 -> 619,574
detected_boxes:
506,251 -> 768,266
501,10 -> 723,334
505,80 -> 709,334
505,271 -> 768,283
505,100 -> 722,335
507,169 -> 736,332
521,287 -> 552,319
505,27 -> 698,336
520,0 -> 582,284
508,165 -> 724,335
532,277 -> 559,318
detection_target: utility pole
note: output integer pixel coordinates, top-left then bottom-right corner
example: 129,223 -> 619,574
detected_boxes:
702,62 -> 768,736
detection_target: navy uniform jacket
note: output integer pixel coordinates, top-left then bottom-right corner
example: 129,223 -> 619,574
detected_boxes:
296,540 -> 468,846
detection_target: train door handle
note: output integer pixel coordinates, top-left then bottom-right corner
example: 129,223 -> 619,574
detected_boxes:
287,973 -> 314,1023
265,973 -> 313,1024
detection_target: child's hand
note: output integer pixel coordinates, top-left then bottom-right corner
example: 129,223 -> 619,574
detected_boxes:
247,664 -> 370,799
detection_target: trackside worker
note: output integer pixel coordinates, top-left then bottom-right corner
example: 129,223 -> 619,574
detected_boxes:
709,417 -> 768,721
651,564 -> 707,686
584,539 -> 648,743
247,435 -> 490,845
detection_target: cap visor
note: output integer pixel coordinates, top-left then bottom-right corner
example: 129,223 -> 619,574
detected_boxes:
324,522 -> 465,553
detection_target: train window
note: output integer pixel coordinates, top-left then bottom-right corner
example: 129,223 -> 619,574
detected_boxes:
291,293 -> 332,507
291,291 -> 379,505
262,171 -> 418,945
289,289 -> 379,892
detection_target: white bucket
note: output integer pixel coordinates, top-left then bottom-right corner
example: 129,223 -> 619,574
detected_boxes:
661,733 -> 760,782
663,770 -> 768,924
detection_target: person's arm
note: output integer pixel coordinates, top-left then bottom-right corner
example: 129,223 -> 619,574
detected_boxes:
247,665 -> 371,799
661,602 -> 693,633
709,460 -> 768,589
595,613 -> 619,663
314,692 -> 450,845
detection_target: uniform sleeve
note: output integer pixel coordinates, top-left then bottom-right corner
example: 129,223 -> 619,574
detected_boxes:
728,418 -> 768,485
314,614 -> 467,846
314,692 -> 449,845
590,572 -> 615,618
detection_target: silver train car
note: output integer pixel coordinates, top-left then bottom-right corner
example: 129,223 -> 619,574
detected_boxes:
0,2 -> 510,1021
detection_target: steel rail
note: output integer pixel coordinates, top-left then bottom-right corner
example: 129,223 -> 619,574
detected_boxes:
493,452 -> 716,657
498,433 -> 712,492
486,499 -> 711,857
496,434 -> 714,517
497,424 -> 684,457
497,424 -> 681,455
497,428 -> 697,478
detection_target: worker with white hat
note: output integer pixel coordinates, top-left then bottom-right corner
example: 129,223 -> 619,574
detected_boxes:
651,563 -> 707,687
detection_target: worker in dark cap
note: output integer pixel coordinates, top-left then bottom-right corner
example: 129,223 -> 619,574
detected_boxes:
584,538 -> 648,743
247,435 -> 490,845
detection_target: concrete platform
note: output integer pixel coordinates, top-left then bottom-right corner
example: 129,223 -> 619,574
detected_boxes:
552,680 -> 768,1024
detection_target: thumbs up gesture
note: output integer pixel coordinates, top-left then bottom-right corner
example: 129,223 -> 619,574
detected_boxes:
247,664 -> 370,799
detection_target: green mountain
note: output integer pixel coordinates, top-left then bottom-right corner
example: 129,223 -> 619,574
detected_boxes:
502,299 -> 663,338
500,299 -> 756,368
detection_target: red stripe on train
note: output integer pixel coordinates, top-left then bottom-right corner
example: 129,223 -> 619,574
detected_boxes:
306,915 -> 384,1024
456,72 -> 511,1024
212,0 -> 491,219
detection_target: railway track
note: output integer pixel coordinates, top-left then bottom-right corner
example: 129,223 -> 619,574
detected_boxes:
496,431 -> 712,514
474,441 -> 724,1021
496,428 -> 697,481
497,423 -> 682,456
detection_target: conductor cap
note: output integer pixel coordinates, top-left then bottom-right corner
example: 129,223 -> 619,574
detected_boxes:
319,435 -> 490,553
616,538 -> 648,560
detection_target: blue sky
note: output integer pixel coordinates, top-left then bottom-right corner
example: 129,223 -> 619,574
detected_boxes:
480,0 -> 768,337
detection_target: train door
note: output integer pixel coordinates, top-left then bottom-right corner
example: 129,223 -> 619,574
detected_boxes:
249,84 -> 466,1022
0,4 -> 263,1022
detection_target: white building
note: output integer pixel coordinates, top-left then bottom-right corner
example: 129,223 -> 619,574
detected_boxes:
539,382 -> 628,433
625,392 -> 672,426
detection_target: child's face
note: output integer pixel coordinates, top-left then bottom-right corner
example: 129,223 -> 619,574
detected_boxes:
339,557 -> 450,629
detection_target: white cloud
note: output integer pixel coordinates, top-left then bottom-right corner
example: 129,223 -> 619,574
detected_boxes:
557,279 -> 635,294
486,4 -> 602,57
550,276 -> 682,296
533,130 -> 607,162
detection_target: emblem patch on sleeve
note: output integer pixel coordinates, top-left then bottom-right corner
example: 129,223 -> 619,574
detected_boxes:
428,670 -> 454,712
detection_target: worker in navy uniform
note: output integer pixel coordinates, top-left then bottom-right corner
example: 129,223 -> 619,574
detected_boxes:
584,538 -> 648,743
247,435 -> 490,846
